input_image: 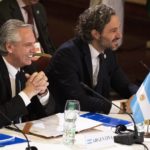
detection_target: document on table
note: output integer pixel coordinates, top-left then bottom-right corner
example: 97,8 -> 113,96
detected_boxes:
8,113 -> 101,138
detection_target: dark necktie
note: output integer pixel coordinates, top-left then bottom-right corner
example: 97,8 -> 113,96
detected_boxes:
15,70 -> 25,95
94,53 -> 105,91
23,5 -> 34,25
15,71 -> 22,123
15,70 -> 26,123
98,53 -> 105,79
15,71 -> 22,95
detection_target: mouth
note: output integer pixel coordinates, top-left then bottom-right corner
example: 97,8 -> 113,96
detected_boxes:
113,39 -> 119,45
28,54 -> 33,58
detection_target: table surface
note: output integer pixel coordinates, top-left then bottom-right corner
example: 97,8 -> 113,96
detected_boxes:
0,114 -> 150,150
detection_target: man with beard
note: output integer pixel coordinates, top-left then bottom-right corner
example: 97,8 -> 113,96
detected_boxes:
46,4 -> 138,113
0,0 -> 55,55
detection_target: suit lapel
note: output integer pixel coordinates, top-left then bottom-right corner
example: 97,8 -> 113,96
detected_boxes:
32,4 -> 42,37
32,4 -> 40,19
0,57 -> 12,98
82,43 -> 93,87
73,38 -> 93,87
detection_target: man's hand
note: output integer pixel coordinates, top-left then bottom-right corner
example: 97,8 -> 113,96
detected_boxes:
126,95 -> 134,114
119,95 -> 134,114
23,71 -> 49,99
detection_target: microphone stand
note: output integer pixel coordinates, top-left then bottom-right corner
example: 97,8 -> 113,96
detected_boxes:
80,82 -> 144,145
0,110 -> 38,150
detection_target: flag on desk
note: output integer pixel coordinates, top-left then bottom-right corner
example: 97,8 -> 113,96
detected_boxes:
130,73 -> 150,123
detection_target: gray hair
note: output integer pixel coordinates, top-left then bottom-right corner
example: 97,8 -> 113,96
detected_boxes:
0,19 -> 33,56
75,4 -> 116,43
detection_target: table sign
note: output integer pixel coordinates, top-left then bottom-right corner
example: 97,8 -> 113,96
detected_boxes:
84,132 -> 115,149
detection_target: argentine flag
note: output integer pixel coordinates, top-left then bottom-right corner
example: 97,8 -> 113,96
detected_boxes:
130,73 -> 150,123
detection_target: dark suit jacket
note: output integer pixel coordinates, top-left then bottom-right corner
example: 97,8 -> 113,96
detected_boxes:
0,0 -> 55,54
46,37 -> 138,113
0,56 -> 47,128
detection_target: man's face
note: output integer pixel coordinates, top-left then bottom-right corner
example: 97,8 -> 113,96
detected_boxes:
6,28 -> 36,68
98,15 -> 122,50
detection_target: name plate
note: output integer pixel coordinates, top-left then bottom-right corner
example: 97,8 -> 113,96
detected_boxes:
84,132 -> 115,149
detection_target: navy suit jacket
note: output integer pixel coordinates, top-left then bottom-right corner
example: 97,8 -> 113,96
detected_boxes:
46,37 -> 138,113
0,56 -> 47,128
0,0 -> 55,54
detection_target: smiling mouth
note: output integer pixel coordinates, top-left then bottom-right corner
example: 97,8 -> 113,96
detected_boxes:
28,54 -> 33,58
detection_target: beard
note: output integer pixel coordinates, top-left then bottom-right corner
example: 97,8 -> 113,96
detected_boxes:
99,36 -> 120,50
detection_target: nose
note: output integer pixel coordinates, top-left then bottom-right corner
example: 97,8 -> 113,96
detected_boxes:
116,30 -> 122,39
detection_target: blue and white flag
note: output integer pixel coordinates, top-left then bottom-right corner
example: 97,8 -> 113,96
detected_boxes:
130,73 -> 150,123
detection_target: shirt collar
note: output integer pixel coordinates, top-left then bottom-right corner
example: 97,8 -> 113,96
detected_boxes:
89,44 -> 105,59
89,44 -> 100,59
2,57 -> 20,78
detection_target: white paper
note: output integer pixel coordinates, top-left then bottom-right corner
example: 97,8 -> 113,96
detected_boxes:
11,113 -> 101,138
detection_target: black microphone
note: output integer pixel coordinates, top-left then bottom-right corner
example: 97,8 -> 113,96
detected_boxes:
0,110 -> 38,150
139,60 -> 150,72
80,82 -> 144,145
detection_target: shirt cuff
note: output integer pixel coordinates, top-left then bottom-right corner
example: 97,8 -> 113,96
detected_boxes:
37,90 -> 50,106
19,91 -> 31,106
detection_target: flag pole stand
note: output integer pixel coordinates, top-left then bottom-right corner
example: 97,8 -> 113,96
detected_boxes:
144,120 -> 150,138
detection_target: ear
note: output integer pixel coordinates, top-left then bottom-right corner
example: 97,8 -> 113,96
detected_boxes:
91,29 -> 101,40
5,42 -> 14,53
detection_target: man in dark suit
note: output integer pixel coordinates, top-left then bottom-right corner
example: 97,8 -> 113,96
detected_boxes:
0,0 -> 55,55
0,19 -> 53,128
46,4 -> 138,113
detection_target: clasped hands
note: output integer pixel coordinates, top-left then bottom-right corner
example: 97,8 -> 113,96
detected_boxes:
23,71 -> 49,99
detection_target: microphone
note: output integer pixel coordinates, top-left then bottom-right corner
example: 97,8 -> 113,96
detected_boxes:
0,110 -> 38,150
139,60 -> 150,72
80,82 -> 144,145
